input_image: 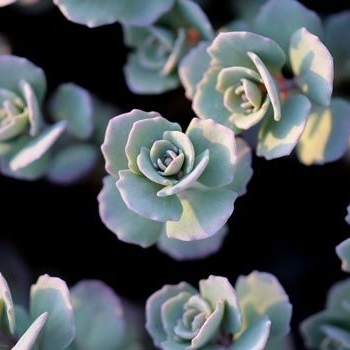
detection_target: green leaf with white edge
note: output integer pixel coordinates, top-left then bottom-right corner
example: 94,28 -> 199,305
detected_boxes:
247,51 -> 281,121
208,31 -> 286,73
232,316 -> 271,350
98,175 -> 163,248
124,53 -> 180,94
146,282 -> 197,347
253,0 -> 322,56
324,11 -> 350,81
53,0 -> 174,27
257,94 -> 311,160
13,312 -> 48,350
70,280 -> 126,350
157,224 -> 228,261
336,238 -> 350,273
48,83 -> 94,140
200,275 -> 242,334
193,67 -> 235,129
9,120 -> 66,171
117,169 -> 182,222
235,271 -> 292,340
30,274 -> 75,350
161,291 -> 195,340
0,272 -> 15,334
191,300 -> 225,349
166,187 -> 237,241
20,80 -> 44,137
46,144 -> 99,185
102,109 -> 157,177
297,98 -> 350,165
186,118 -> 236,188
125,115 -> 181,174
179,41 -> 212,100
1,148 -> 50,181
290,27 -> 333,106
0,113 -> 27,142
228,138 -> 253,196
0,55 -> 46,103
157,150 -> 209,197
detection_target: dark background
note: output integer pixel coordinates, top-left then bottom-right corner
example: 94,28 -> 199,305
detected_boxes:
0,1 -> 350,349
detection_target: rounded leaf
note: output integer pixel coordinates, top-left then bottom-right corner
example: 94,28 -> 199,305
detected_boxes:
290,27 -> 333,106
48,83 -> 94,140
70,280 -> 126,349
54,0 -> 175,27
98,175 -> 163,248
30,274 -> 75,350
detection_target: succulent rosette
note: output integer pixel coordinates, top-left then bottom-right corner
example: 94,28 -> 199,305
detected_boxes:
0,273 -> 75,350
145,271 -> 292,349
98,109 -> 252,258
300,277 -> 350,350
0,55 -> 66,180
123,0 -> 214,94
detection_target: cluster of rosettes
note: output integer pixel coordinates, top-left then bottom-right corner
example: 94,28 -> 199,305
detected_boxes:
98,109 -> 253,260
0,272 -> 148,350
0,54 -> 117,183
146,271 -> 292,350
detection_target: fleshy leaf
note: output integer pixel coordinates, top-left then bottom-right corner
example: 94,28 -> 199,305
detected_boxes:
46,144 -> 99,184
228,138 -> 253,196
346,203 -> 350,226
70,280 -> 126,349
30,274 -> 75,350
117,170 -> 182,221
53,0 -> 174,27
297,98 -> 350,165
20,79 -> 43,136
191,300 -> 225,349
233,316 -> 271,350
322,324 -> 350,348
290,27 -> 333,106
186,118 -> 236,188
336,237 -> 350,273
0,272 -> 15,334
146,282 -> 197,347
157,224 -> 228,261
98,175 -> 163,248
257,94 -> 311,160
179,41 -> 211,100
166,187 -> 237,240
48,83 -> 94,140
324,11 -> 350,81
9,120 -> 66,171
13,312 -> 48,350
0,55 -> 46,103
208,31 -> 286,73
101,109 -> 158,176
124,53 -> 180,94
200,275 -> 242,334
193,67 -> 233,128
125,115 -> 181,174
235,271 -> 292,340
253,0 -> 322,55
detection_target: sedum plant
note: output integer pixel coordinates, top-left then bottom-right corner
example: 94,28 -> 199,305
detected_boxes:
146,271 -> 292,349
97,108 -> 253,260
1,1 -> 350,350
0,272 -> 148,349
